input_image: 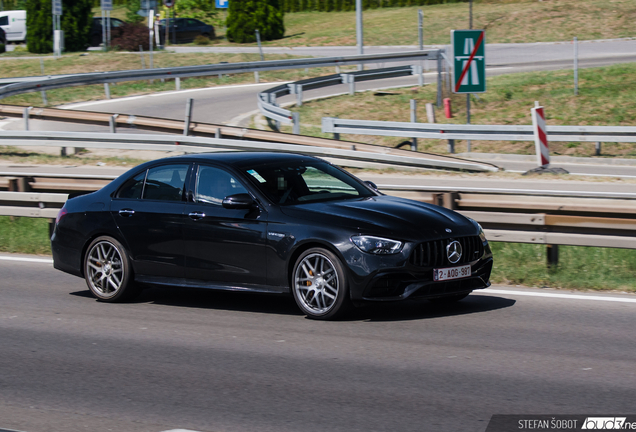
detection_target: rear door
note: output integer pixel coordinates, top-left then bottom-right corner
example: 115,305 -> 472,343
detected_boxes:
183,164 -> 268,288
111,163 -> 191,280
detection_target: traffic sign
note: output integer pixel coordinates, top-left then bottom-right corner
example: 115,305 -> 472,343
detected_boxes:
52,0 -> 62,16
452,30 -> 486,94
100,0 -> 113,11
216,0 -> 228,9
163,0 -> 175,7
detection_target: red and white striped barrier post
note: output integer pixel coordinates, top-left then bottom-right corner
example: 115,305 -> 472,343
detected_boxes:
531,101 -> 549,167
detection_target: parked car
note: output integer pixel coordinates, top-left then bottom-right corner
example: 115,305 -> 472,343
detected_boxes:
159,18 -> 214,43
51,152 -> 493,320
0,27 -> 6,45
0,10 -> 26,43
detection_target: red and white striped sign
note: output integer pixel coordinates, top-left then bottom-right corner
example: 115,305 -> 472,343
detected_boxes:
531,102 -> 549,167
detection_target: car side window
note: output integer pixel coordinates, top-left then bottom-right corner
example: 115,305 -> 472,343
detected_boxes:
0,16 -> 8,26
117,171 -> 146,199
187,19 -> 200,26
143,164 -> 189,202
195,166 -> 247,205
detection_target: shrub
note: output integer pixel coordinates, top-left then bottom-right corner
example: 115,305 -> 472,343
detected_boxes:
111,22 -> 151,51
194,35 -> 211,45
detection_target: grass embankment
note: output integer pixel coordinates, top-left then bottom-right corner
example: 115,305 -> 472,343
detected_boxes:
0,217 -> 51,255
96,0 -> 636,46
284,62 -> 636,158
0,52 -> 358,107
2,216 -> 635,292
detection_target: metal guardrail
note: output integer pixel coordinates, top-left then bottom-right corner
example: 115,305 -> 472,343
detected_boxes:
0,130 -> 497,173
2,186 -> 634,252
0,50 -> 439,100
321,118 -> 636,144
0,104 -> 499,173
257,60 -> 438,134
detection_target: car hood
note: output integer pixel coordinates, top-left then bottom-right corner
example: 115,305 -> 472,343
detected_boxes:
279,195 -> 477,240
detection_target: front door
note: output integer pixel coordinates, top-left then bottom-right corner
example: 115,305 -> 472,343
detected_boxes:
183,164 -> 268,288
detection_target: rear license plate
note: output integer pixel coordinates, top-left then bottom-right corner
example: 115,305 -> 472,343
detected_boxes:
433,264 -> 471,281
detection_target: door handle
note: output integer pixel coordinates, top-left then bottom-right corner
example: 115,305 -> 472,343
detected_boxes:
188,211 -> 206,220
118,209 -> 135,217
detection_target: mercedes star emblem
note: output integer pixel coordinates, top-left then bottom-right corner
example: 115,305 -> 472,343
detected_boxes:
446,240 -> 462,264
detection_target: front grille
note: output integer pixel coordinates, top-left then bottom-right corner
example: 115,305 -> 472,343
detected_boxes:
409,236 -> 484,268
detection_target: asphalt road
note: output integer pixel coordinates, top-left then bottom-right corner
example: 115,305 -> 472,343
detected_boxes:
1,256 -> 635,432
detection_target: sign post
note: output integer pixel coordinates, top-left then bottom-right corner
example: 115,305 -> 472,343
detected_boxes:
452,29 -> 485,152
52,0 -> 63,57
452,30 -> 485,94
101,0 -> 112,51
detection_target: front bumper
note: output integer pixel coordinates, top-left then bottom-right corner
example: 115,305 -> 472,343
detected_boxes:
344,240 -> 493,302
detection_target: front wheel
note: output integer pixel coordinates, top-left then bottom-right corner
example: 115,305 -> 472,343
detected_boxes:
84,236 -> 139,302
292,248 -> 350,320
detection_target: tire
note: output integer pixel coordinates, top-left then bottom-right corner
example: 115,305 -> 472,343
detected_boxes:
84,236 -> 139,302
292,248 -> 350,320
428,292 -> 470,304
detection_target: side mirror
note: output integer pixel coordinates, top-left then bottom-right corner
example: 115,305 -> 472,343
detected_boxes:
364,181 -> 379,192
222,193 -> 255,210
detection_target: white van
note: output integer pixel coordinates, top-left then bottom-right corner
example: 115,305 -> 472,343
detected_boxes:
0,10 -> 27,43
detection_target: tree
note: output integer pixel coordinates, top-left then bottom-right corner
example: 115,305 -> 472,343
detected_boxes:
26,0 -> 92,53
159,0 -> 217,23
125,0 -> 144,24
226,0 -> 284,43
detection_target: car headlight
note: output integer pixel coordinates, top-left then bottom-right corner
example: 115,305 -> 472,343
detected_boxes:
468,217 -> 487,242
351,235 -> 403,255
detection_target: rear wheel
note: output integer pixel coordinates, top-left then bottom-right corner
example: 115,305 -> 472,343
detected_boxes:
292,248 -> 350,320
84,236 -> 139,302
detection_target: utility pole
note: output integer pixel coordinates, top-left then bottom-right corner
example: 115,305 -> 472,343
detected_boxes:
356,0 -> 363,70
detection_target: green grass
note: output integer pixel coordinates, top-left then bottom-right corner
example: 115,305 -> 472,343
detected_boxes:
0,216 -> 51,255
282,62 -> 636,158
1,216 -> 634,292
490,242 -> 636,292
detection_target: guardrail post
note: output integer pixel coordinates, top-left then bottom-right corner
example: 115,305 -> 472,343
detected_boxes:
410,99 -> 418,151
8,176 -> 31,192
23,107 -> 32,131
215,128 -> 221,139
547,244 -> 559,267
448,139 -> 455,154
41,91 -> 48,106
109,114 -> 118,133
442,192 -> 458,210
104,83 -> 111,100
437,55 -> 443,107
176,77 -> 181,91
595,142 -> 602,156
296,85 -> 303,107
426,103 -> 436,123
292,112 -> 300,135
254,71 -> 260,83
411,64 -> 423,87
184,98 -> 193,136
342,74 -> 355,96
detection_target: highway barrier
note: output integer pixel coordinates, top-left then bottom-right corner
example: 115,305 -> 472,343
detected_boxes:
2,182 -> 635,255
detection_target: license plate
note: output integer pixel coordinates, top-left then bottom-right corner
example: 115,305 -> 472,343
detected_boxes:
433,264 -> 471,281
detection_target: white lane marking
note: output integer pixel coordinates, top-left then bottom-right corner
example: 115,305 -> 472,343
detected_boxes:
160,430 -> 202,432
0,256 -> 53,264
61,81 -> 292,110
484,288 -> 636,303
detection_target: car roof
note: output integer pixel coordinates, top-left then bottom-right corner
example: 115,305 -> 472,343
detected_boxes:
163,152 -> 321,167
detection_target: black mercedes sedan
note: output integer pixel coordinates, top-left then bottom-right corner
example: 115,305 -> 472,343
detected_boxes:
52,152 -> 493,320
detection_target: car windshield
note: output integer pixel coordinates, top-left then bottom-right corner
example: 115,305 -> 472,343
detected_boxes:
242,161 -> 374,205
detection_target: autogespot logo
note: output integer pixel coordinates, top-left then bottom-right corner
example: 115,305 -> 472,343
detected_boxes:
446,240 -> 462,264
582,418 -> 629,429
